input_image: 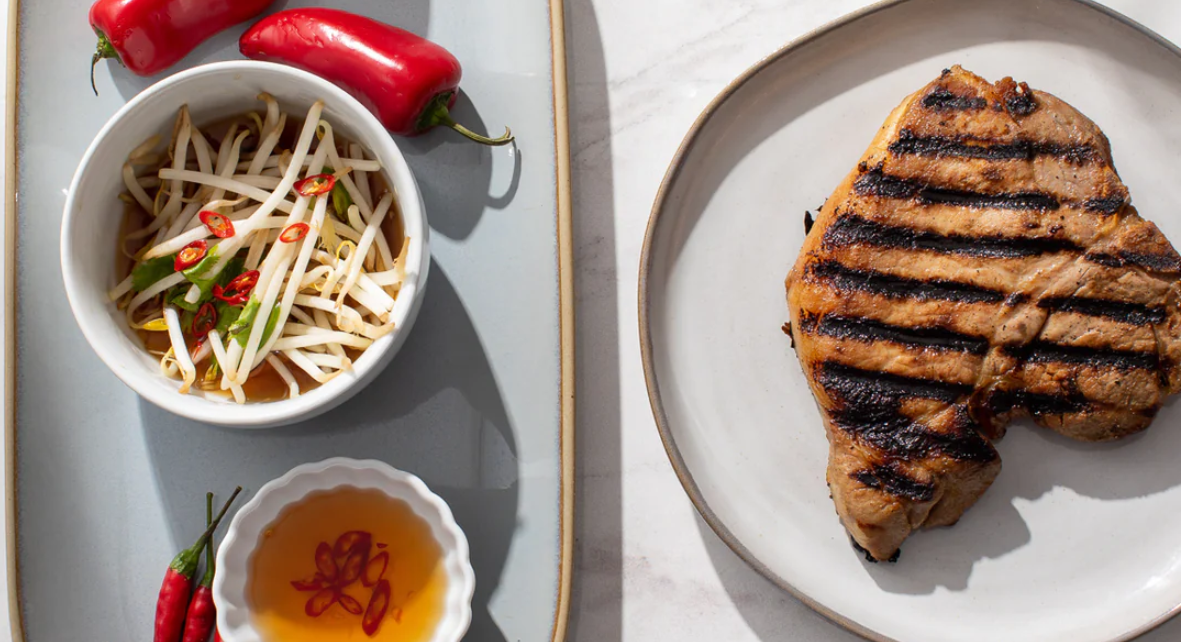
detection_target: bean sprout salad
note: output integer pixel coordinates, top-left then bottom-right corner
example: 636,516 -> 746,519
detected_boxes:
111,95 -> 408,403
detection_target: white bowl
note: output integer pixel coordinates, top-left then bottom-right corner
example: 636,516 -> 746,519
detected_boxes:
213,458 -> 475,642
61,61 -> 429,427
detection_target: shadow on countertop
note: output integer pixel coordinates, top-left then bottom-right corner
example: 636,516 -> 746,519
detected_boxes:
562,1 -> 625,641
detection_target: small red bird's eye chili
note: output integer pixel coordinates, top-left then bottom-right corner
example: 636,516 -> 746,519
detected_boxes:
89,0 -> 276,94
211,285 -> 246,307
154,488 -> 242,642
294,174 -> 335,197
240,8 -> 514,146
191,303 -> 217,340
180,493 -> 218,642
362,579 -> 391,636
199,210 -> 235,239
214,270 -> 259,306
174,240 -> 208,271
279,223 -> 311,244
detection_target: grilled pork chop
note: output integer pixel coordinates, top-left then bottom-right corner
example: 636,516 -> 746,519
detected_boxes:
785,66 -> 1181,562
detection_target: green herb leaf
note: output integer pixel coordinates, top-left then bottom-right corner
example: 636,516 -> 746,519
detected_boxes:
214,300 -> 242,335
168,286 -> 200,313
131,255 -> 176,292
179,309 -> 195,335
229,297 -> 261,345
260,305 -> 282,346
181,249 -> 247,305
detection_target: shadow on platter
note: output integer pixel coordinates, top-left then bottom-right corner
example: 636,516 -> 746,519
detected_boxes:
398,89 -> 512,241
139,261 -> 516,642
562,1 -> 625,641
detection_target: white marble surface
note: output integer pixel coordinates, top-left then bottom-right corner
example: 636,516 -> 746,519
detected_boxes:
565,1 -> 1181,641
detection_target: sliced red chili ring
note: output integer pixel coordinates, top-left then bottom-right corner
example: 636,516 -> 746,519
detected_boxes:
212,285 -> 250,306
174,240 -> 208,271
213,270 -> 260,306
199,210 -> 235,238
279,222 -> 310,244
294,174 -> 336,197
191,302 -> 217,340
226,270 -> 260,293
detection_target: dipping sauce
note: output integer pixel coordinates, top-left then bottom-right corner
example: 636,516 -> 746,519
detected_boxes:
249,486 -> 446,641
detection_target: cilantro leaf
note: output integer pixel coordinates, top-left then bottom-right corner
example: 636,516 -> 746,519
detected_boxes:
214,300 -> 242,335
131,255 -> 176,292
229,298 -> 261,345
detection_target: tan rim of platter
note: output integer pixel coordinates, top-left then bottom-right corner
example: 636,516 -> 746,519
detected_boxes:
1,0 -> 575,639
549,0 -> 575,638
636,1 -> 1181,641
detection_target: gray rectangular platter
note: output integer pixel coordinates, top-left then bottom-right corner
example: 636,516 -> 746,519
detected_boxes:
3,0 -> 574,640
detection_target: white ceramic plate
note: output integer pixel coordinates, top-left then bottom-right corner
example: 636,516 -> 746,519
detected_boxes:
640,1 -> 1181,641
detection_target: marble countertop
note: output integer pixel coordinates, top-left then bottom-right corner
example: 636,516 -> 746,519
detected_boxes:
564,1 -> 1181,640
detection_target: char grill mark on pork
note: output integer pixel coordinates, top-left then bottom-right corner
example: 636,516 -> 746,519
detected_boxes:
816,363 -> 997,463
798,312 -> 989,354
823,212 -> 1081,258
982,388 -> 1092,417
851,464 -> 936,502
888,129 -> 1100,164
807,260 -> 1006,304
784,66 -> 1181,562
855,165 -> 1127,215
1087,249 -> 1181,273
1036,297 -> 1165,325
1000,341 -> 1160,371
921,87 -> 988,111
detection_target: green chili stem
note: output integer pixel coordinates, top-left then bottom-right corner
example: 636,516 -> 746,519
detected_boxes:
90,31 -> 120,96
417,92 -> 514,146
201,492 -> 215,587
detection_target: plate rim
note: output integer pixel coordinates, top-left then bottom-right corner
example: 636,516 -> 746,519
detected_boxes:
636,0 -> 1181,640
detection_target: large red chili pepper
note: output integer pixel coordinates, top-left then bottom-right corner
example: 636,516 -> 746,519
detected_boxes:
154,487 -> 242,642
180,494 -> 218,642
239,8 -> 513,146
88,0 -> 276,94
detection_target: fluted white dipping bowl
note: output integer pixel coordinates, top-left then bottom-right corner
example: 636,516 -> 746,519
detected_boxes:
61,61 -> 429,427
214,458 -> 475,642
